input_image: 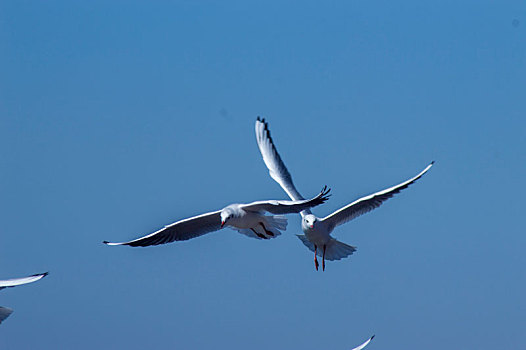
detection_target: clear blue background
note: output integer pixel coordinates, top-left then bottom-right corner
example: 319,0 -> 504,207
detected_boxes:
1,1 -> 525,349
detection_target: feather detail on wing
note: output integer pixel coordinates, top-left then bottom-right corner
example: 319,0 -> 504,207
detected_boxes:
255,118 -> 310,215
0,272 -> 48,290
322,162 -> 434,230
241,186 -> 330,214
103,211 -> 222,247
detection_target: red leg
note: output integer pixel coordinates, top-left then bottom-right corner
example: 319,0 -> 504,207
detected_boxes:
322,245 -> 326,271
314,245 -> 319,271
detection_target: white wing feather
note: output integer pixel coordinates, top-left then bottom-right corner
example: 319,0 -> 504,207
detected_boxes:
255,118 -> 310,216
0,273 -> 48,290
241,186 -> 330,214
103,210 -> 222,247
322,162 -> 434,230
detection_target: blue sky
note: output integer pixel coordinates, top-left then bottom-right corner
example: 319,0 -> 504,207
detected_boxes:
0,1 -> 525,349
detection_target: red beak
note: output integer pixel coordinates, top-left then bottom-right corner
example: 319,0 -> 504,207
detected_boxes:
221,221 -> 225,228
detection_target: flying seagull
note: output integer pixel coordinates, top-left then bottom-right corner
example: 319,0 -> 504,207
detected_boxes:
103,188 -> 331,246
350,335 -> 375,350
0,272 -> 48,325
255,117 -> 433,270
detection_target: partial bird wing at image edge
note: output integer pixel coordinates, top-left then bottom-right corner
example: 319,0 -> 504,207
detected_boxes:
351,335 -> 375,350
0,272 -> 49,290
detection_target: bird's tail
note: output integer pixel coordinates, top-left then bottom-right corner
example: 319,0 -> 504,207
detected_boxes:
296,235 -> 356,261
236,215 -> 287,240
265,215 -> 287,231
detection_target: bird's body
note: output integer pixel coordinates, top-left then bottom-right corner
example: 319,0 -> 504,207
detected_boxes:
221,203 -> 278,229
255,117 -> 433,270
302,214 -> 331,245
104,188 -> 330,246
219,203 -> 288,240
223,204 -> 261,229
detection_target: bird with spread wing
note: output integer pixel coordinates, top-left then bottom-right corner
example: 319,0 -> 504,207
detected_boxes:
104,187 -> 331,246
255,117 -> 433,270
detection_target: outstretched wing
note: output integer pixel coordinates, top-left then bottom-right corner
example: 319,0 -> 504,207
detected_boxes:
255,118 -> 310,214
241,186 -> 330,214
0,272 -> 48,290
351,335 -> 375,350
322,162 -> 434,230
0,307 -> 13,324
103,210 -> 222,247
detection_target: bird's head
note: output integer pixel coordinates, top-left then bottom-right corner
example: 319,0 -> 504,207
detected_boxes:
303,214 -> 317,229
220,209 -> 233,228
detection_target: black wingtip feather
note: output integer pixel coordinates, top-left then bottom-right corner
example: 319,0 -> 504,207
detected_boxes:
371,335 -> 375,340
431,160 -> 435,165
32,272 -> 49,278
102,241 -> 110,244
256,116 -> 266,123
257,117 -> 273,142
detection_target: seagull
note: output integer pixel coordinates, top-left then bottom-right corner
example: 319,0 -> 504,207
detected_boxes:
255,117 -> 433,271
0,272 -> 48,325
350,335 -> 375,350
103,187 -> 331,247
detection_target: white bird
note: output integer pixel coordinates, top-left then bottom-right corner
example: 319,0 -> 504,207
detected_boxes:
350,335 -> 375,350
255,117 -> 433,270
0,272 -> 48,325
103,188 -> 331,246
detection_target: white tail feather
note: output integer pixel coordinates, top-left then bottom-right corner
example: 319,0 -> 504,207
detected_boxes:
264,215 -> 287,231
296,235 -> 356,261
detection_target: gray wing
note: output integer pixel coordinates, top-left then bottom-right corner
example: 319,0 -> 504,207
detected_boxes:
0,272 -> 48,290
322,162 -> 434,230
103,210 -> 222,247
255,118 -> 310,214
0,307 -> 13,324
351,335 -> 375,350
241,186 -> 330,214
